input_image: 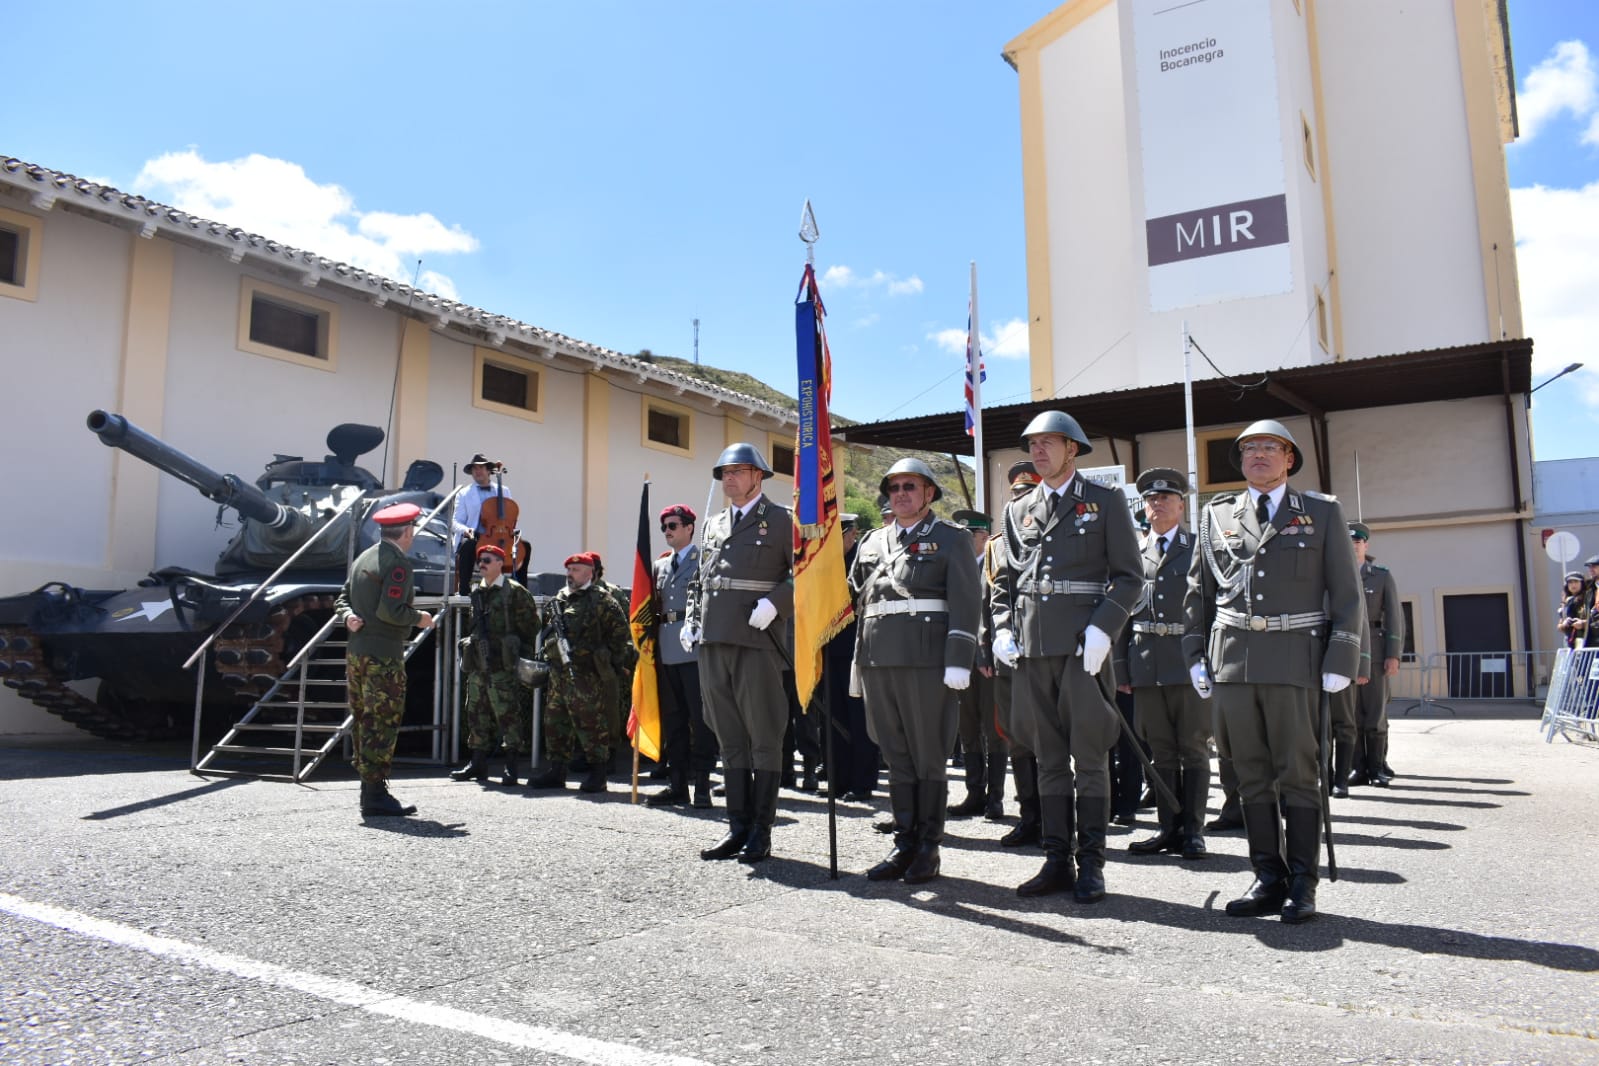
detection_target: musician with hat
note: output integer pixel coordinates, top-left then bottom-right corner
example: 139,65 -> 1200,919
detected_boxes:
452,453 -> 525,594
450,543 -> 543,787
335,502 -> 435,818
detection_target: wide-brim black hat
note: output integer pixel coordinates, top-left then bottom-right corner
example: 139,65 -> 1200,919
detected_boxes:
464,452 -> 502,472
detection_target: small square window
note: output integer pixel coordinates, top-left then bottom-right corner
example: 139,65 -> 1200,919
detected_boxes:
236,277 -> 338,370
1196,428 -> 1249,493
648,407 -> 685,448
482,361 -> 534,410
0,227 -> 20,286
249,295 -> 323,358
771,441 -> 796,477
0,206 -> 43,302
640,396 -> 693,456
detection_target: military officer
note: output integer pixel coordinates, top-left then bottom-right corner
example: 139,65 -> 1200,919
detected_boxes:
990,413 -> 1143,903
851,459 -> 981,884
984,460 -> 1045,841
648,504 -> 719,809
684,443 -> 795,864
335,502 -> 435,818
949,509 -> 1005,820
1345,522 -> 1405,788
526,552 -> 637,794
450,543 -> 542,786
1183,420 -> 1364,924
1115,468 -> 1212,860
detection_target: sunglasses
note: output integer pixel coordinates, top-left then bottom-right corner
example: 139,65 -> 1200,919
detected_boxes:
661,521 -> 684,531
476,555 -> 502,566
886,481 -> 923,494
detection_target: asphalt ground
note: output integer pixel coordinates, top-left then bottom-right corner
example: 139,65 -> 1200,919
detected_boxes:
1,703 -> 1596,1066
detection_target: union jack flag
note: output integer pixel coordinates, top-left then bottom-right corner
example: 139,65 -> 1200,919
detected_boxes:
963,308 -> 985,437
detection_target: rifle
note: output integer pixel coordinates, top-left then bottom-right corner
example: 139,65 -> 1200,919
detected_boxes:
548,595 -> 578,681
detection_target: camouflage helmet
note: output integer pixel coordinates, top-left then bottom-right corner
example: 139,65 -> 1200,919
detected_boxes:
1232,419 -> 1304,476
712,442 -> 773,479
1020,409 -> 1093,456
879,457 -> 944,503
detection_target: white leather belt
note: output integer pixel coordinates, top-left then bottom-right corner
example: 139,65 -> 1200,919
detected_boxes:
704,577 -> 772,592
1133,621 -> 1182,637
863,598 -> 948,618
1215,607 -> 1328,633
1017,579 -> 1105,595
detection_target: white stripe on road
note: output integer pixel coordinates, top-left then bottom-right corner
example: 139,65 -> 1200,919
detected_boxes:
0,891 -> 714,1066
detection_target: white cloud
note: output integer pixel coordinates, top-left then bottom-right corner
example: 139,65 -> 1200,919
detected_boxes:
821,264 -> 922,296
1516,40 -> 1597,144
887,275 -> 924,296
928,316 -> 1030,360
1511,181 -> 1599,407
133,150 -> 479,296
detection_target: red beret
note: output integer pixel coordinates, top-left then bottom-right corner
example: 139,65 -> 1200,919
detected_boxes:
372,502 -> 422,527
476,544 -> 507,562
659,504 -> 697,525
564,552 -> 597,568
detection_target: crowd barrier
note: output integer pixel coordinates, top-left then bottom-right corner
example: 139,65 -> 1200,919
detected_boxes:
1541,648 -> 1599,744
1395,650 -> 1562,716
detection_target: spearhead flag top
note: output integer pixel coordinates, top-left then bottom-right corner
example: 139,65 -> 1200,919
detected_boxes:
626,480 -> 662,761
791,261 -> 854,710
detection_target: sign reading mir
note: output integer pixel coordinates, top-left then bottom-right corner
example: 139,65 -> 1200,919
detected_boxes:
1145,194 -> 1290,267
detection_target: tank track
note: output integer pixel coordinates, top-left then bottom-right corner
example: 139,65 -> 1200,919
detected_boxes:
0,593 -> 337,742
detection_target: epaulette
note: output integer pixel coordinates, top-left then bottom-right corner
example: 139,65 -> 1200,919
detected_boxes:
1371,563 -> 1389,572
657,549 -> 672,558
1304,490 -> 1338,501
1209,491 -> 1240,505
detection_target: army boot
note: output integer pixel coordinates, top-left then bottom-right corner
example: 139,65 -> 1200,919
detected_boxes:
1347,733 -> 1373,787
947,748 -> 987,818
1128,768 -> 1182,855
450,750 -> 492,783
701,770 -> 752,860
501,752 -> 521,788
1281,805 -> 1321,924
867,783 -> 918,881
1000,755 -> 1042,847
737,769 -> 782,863
360,779 -> 416,817
691,771 -> 714,809
984,751 -> 1007,821
579,757 -> 609,794
1225,803 -> 1290,917
1331,735 -> 1353,798
1017,794 -> 1076,897
525,761 -> 569,790
647,765 -> 690,807
1369,732 -> 1392,787
800,757 -> 819,794
903,780 -> 947,884
1179,764 -> 1210,860
1073,794 -> 1109,903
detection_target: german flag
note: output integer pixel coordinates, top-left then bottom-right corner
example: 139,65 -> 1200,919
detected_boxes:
626,480 -> 662,761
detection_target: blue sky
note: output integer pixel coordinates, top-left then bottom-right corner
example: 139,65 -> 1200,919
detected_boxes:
7,1 -> 1596,460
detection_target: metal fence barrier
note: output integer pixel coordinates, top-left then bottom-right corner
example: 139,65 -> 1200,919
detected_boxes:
1396,650 -> 1564,716
1541,648 -> 1599,744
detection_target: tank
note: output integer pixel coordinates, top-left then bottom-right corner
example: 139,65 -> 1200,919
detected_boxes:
0,411 -> 456,741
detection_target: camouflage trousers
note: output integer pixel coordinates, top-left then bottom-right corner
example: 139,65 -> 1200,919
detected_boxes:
543,666 -> 613,763
348,654 -> 406,783
464,669 -> 529,753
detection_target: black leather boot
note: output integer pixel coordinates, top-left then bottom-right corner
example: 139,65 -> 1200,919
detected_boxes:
1180,764 -> 1210,860
1073,794 -> 1109,903
1347,732 -> 1373,787
800,758 -> 819,794
450,750 -> 492,782
867,783 -> 918,881
1225,803 -> 1290,916
737,770 -> 781,862
948,750 -> 987,818
1129,768 -> 1181,855
1370,732 -> 1392,786
502,752 -> 520,788
647,765 -> 690,807
579,758 -> 609,794
1281,805 -> 1321,924
903,780 -> 946,884
1000,755 -> 1042,847
984,752 -> 1007,821
1017,794 -> 1076,897
691,771 -> 713,809
525,761 -> 568,790
701,770 -> 752,859
360,779 -> 416,817
1331,736 -> 1353,798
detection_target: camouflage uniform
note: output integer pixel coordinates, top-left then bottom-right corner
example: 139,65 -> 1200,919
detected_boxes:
461,575 -> 542,753
335,539 -> 423,783
541,582 -> 636,764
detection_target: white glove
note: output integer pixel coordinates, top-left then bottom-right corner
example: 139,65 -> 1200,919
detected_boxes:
1189,662 -> 1214,699
1080,625 -> 1111,674
678,625 -> 699,654
748,598 -> 777,631
992,629 -> 1020,668
943,666 -> 971,691
1322,672 -> 1352,694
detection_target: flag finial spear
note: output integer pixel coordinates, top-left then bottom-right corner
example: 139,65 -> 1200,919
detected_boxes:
799,199 -> 819,265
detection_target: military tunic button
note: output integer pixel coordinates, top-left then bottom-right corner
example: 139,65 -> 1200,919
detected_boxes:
1257,570 -> 1266,577
1256,593 -> 1265,600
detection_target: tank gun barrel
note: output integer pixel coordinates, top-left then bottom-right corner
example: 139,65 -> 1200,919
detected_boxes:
86,410 -> 294,529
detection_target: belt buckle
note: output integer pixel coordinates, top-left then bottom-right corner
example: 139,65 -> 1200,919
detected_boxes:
1248,615 -> 1268,632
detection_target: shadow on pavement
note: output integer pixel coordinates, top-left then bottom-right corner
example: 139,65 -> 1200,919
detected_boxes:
81,776 -> 252,820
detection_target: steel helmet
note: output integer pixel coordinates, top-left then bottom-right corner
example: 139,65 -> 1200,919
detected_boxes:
1232,419 -> 1304,476
712,442 -> 774,479
879,457 -> 944,502
1020,410 -> 1093,456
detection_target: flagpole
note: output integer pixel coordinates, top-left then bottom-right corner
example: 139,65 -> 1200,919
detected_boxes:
1182,319 -> 1199,530
970,261 -> 986,512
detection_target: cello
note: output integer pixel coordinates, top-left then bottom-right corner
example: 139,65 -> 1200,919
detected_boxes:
478,466 -> 530,575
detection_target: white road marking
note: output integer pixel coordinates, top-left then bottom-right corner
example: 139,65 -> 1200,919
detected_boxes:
0,892 -> 713,1066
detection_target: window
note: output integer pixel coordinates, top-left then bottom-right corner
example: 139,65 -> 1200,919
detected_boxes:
1399,599 -> 1418,663
236,278 -> 338,370
641,396 -> 692,456
770,439 -> 796,477
1196,427 -> 1249,493
0,206 -> 43,302
1301,113 -> 1316,180
1315,286 -> 1330,352
473,347 -> 543,422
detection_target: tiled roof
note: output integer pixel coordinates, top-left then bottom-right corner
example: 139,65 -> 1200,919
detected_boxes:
0,156 -> 793,423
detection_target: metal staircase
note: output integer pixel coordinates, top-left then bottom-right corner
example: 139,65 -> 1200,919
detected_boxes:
195,599 -> 447,782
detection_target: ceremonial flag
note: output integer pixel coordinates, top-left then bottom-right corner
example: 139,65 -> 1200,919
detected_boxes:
792,263 -> 854,711
625,480 -> 661,762
963,311 -> 985,437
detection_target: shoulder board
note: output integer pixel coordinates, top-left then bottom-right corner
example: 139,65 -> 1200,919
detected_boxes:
1371,563 -> 1389,572
1208,491 -> 1240,506
1304,490 -> 1338,501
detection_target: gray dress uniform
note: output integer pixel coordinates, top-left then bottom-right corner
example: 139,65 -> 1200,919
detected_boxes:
990,474 -> 1143,892
981,534 -> 1040,844
1183,486 -> 1364,918
652,544 -> 719,805
1114,525 -> 1212,856
1353,558 -> 1404,782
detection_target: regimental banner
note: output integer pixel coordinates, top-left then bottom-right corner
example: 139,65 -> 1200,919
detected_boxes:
1131,0 -> 1292,311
